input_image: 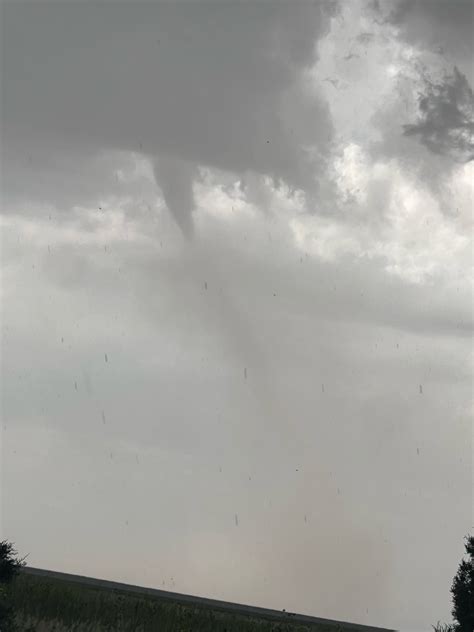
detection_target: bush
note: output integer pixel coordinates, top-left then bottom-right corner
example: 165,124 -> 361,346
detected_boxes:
451,535 -> 474,632
0,541 -> 27,632
433,534 -> 474,632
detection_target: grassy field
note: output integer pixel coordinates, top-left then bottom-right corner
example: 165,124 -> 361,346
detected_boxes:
11,572 -> 365,632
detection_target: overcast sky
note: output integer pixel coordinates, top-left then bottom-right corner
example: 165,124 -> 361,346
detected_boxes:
1,1 -> 473,630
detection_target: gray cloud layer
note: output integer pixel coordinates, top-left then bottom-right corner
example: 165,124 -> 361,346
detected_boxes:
388,0 -> 474,63
2,216 -> 472,628
2,1 -> 337,234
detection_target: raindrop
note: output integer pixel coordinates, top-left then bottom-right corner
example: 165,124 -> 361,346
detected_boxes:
48,245 -> 51,253
337,488 -> 341,495
61,337 -> 64,344
104,245 -> 107,252
204,281 -> 208,290
321,383 -> 325,393
74,381 -> 78,391
304,515 -> 307,523
105,353 -> 108,363
235,514 -> 239,526
102,411 -> 106,424
219,466 -> 222,473
417,447 -> 420,455
136,455 -> 139,464
273,292 -> 276,297
419,384 -> 423,394
244,367 -> 247,380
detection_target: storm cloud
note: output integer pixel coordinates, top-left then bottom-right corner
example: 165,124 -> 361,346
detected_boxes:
403,67 -> 474,162
1,2 -> 472,632
2,1 -> 337,235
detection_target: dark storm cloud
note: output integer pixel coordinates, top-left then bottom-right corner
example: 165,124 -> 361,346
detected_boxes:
379,0 -> 474,80
388,0 -> 473,39
403,67 -> 474,162
1,1 -> 337,234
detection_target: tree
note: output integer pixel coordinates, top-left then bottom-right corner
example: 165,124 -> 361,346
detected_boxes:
0,540 -> 27,632
451,534 -> 474,632
433,534 -> 474,632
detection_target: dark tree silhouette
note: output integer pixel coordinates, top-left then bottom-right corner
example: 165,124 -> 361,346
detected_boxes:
433,534 -> 474,632
0,540 -> 27,632
451,535 -> 474,632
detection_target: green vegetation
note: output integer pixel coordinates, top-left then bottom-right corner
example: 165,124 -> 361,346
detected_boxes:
0,540 -> 27,632
433,534 -> 474,632
11,572 -> 359,632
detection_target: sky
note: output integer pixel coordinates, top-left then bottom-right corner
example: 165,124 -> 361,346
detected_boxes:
0,1 -> 473,630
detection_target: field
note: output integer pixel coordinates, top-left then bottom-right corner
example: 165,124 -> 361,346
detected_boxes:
10,570 -> 387,632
